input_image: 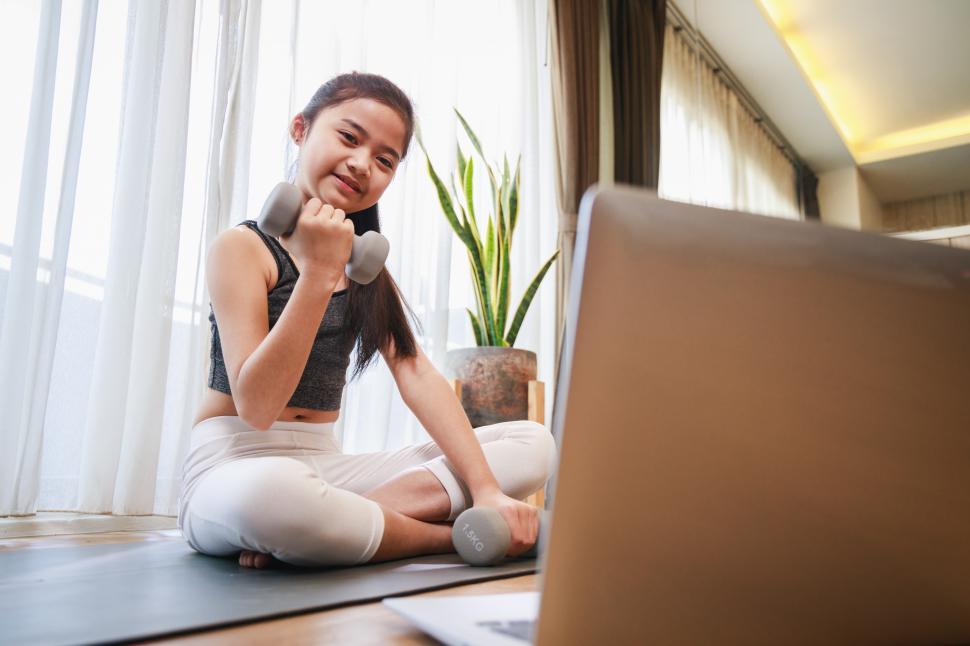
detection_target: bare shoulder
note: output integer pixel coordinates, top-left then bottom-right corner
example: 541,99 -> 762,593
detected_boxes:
207,225 -> 277,292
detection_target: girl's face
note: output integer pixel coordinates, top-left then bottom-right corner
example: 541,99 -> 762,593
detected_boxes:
290,97 -> 407,213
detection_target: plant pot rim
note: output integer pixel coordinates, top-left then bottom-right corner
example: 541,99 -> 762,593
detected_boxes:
447,346 -> 536,356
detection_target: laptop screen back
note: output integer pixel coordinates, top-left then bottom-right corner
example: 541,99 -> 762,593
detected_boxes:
536,186 -> 970,644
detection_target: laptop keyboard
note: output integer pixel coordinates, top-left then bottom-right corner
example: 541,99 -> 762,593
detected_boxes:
476,619 -> 536,641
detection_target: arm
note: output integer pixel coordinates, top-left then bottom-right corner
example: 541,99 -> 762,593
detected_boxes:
235,266 -> 339,429
208,227 -> 341,431
383,342 -> 503,498
383,340 -> 540,555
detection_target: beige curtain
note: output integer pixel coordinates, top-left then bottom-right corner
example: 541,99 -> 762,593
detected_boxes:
608,0 -> 666,188
882,190 -> 970,232
549,0 -> 600,366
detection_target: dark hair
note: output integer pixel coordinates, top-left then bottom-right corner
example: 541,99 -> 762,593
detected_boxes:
293,72 -> 421,379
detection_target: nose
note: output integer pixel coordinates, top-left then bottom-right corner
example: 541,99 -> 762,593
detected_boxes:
347,151 -> 370,177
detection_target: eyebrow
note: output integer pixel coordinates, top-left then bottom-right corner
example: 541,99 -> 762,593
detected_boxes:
340,118 -> 402,162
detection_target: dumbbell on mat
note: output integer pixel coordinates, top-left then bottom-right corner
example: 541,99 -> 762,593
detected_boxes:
257,182 -> 389,285
452,507 -> 548,566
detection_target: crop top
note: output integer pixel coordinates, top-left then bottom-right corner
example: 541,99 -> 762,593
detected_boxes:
207,220 -> 356,410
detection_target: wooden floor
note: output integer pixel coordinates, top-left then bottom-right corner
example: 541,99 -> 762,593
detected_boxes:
1,528 -> 539,645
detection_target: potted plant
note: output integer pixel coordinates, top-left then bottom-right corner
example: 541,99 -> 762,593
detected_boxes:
418,110 -> 558,426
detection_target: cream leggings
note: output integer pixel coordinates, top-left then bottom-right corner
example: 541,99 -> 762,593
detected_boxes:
177,415 -> 557,568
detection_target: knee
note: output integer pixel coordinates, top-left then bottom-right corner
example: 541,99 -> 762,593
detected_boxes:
527,421 -> 558,487
503,420 -> 558,492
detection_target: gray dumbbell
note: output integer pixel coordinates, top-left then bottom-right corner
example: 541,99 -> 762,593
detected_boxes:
452,507 -> 547,566
257,182 -> 389,285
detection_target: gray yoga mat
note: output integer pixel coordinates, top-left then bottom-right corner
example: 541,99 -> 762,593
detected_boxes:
2,538 -> 539,645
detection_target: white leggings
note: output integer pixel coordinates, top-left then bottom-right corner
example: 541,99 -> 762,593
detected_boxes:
177,415 -> 557,567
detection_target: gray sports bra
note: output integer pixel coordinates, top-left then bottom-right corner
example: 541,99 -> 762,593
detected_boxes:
207,220 -> 356,410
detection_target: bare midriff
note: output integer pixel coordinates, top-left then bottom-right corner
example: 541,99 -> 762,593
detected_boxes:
191,388 -> 339,428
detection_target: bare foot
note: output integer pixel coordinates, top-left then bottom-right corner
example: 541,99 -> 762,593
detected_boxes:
238,550 -> 276,568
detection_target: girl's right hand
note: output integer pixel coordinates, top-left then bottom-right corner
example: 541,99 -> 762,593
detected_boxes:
282,198 -> 355,286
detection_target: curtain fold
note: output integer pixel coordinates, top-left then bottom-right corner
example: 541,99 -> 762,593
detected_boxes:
0,0 -> 65,516
76,0 -> 199,514
608,0 -> 666,188
883,190 -> 970,232
549,0 -> 600,369
658,24 -> 800,220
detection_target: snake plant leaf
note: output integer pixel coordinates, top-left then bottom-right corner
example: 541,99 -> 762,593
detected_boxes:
455,109 -> 486,166
449,172 -> 461,211
428,112 -> 558,348
497,179 -> 512,340
452,174 -> 480,257
466,308 -> 485,346
488,161 -> 501,215
501,172 -> 513,238
495,179 -> 507,258
492,216 -> 504,306
460,203 -> 484,260
468,250 -> 497,345
496,227 -> 511,342
466,247 -> 498,345
509,155 -> 520,236
469,239 -> 500,345
423,156 -> 497,344
420,129 -> 500,345
464,210 -> 485,263
419,137 -> 475,251
495,175 -> 509,331
424,156 -> 470,247
462,156 -> 481,249
457,143 -> 467,184
506,250 -> 559,347
465,251 -> 489,344
484,216 -> 496,282
455,108 -> 499,212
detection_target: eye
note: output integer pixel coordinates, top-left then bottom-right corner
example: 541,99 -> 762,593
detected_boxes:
379,157 -> 394,169
339,130 -> 357,144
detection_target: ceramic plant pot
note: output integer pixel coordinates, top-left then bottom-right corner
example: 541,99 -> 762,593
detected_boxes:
445,347 -> 537,428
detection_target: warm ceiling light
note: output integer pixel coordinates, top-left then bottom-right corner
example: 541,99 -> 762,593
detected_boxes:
856,113 -> 970,164
755,0 -> 970,164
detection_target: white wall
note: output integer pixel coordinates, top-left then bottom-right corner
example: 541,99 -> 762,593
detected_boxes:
818,167 -> 859,229
818,166 -> 884,230
857,169 -> 884,230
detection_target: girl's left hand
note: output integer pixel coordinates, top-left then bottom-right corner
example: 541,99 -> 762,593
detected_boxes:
471,489 -> 540,557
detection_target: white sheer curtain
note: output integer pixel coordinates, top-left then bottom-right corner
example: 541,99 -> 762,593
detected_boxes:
658,24 -> 801,220
0,0 -> 558,520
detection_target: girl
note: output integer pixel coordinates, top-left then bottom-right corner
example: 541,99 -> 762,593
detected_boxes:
177,72 -> 557,569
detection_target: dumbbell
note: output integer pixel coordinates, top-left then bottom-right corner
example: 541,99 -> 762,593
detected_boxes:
451,507 -> 548,566
257,182 -> 389,285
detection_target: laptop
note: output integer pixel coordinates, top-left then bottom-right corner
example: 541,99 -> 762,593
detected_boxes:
384,184 -> 970,644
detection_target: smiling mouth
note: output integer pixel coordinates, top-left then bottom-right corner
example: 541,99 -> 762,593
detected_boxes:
334,173 -> 361,193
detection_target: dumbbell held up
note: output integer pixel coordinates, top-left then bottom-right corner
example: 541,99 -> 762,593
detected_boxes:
257,182 -> 389,285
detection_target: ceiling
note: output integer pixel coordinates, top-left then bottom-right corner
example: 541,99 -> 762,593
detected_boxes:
678,0 -> 970,203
